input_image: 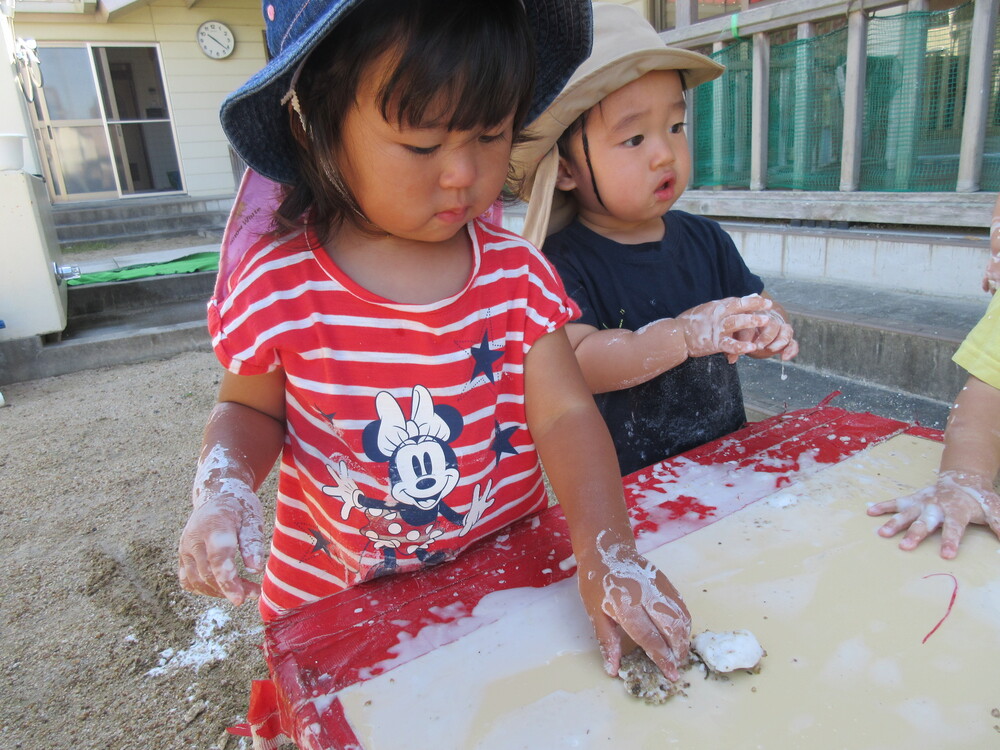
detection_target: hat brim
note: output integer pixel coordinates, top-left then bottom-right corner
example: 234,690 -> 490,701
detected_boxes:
221,0 -> 593,185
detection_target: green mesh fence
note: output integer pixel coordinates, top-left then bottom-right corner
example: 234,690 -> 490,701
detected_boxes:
982,3 -> 1000,191
860,4 -> 974,191
691,1 -> 992,193
766,27 -> 847,190
691,38 -> 752,188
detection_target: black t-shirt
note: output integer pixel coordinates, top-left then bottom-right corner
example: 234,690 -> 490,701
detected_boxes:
545,210 -> 764,476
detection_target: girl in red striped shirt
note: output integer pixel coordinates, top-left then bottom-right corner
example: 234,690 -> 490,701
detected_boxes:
178,0 -> 692,686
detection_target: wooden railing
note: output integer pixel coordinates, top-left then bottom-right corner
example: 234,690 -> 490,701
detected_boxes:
656,0 -> 998,228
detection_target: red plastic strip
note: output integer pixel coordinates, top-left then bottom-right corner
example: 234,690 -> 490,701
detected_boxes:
816,390 -> 843,408
921,573 -> 958,644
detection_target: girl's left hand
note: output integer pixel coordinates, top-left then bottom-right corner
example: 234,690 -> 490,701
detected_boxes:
576,535 -> 691,681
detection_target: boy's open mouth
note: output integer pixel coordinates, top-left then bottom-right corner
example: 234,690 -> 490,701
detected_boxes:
654,177 -> 674,198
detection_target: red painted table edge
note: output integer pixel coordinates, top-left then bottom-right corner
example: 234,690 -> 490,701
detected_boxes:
263,404 -> 943,748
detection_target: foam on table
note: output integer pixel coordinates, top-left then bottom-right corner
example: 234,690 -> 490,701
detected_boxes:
335,434 -> 1000,749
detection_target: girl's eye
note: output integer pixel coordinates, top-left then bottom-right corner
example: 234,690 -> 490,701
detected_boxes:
669,122 -> 687,134
479,132 -> 506,145
405,144 -> 439,155
623,134 -> 644,147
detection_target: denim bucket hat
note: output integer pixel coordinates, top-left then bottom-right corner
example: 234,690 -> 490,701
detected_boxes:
511,2 -> 724,247
221,0 -> 594,185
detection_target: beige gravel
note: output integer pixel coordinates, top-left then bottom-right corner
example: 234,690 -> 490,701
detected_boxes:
0,350 -> 276,750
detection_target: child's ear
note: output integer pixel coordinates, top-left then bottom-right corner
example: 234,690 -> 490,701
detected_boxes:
555,156 -> 578,192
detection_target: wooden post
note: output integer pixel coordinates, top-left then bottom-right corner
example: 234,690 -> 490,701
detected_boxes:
792,22 -> 815,189
676,0 -> 696,28
956,0 -> 999,193
839,9 -> 867,192
750,32 -> 770,191
712,39 -> 726,188
889,5 -> 928,189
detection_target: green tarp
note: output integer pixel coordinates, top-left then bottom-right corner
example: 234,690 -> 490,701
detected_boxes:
66,251 -> 220,286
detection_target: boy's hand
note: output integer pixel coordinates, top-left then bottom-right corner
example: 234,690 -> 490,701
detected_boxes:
868,471 -> 1000,559
178,483 -> 265,606
737,308 -> 799,361
677,295 -> 772,361
576,534 -> 691,681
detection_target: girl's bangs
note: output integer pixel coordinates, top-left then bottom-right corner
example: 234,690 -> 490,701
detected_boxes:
376,5 -> 535,132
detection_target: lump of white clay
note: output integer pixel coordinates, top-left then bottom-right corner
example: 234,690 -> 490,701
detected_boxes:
691,629 -> 765,674
617,649 -> 688,704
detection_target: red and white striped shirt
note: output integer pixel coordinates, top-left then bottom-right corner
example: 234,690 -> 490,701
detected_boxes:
208,219 -> 578,621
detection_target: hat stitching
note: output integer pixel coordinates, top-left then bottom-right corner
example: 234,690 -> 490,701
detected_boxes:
277,0 -> 316,55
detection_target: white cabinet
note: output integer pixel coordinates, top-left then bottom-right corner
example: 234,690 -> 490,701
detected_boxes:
0,169 -> 67,340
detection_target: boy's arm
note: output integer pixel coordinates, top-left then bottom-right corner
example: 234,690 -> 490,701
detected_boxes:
868,374 -> 1000,558
178,369 -> 286,605
569,295 -> 773,394
569,319 -> 687,393
525,327 -> 690,680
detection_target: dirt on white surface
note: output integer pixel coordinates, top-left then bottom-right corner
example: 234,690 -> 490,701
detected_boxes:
0,350 -> 276,750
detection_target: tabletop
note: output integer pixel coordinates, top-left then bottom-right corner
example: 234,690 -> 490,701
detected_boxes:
259,405 -> 1000,749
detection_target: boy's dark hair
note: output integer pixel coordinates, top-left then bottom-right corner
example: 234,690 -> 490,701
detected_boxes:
277,0 -> 536,240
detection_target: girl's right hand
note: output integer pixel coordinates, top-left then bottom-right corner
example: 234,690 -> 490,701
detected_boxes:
178,488 -> 265,606
576,535 -> 691,681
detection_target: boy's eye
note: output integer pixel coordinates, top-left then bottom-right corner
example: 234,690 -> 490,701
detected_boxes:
623,134 -> 644,147
669,122 -> 687,134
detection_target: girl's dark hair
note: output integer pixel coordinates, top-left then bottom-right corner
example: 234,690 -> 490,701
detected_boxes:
277,0 -> 536,240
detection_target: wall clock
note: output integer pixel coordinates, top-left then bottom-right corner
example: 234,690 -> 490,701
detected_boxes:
197,20 -> 235,59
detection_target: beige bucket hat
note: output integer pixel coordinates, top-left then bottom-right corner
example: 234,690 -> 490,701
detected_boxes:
511,2 -> 724,247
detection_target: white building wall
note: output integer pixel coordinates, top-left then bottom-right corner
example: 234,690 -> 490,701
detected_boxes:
728,224 -> 988,300
14,0 -> 266,197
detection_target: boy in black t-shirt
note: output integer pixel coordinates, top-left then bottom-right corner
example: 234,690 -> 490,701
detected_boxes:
513,3 -> 799,476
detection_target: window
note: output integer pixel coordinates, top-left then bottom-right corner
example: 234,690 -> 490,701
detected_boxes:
650,0 -> 777,32
29,44 -> 182,201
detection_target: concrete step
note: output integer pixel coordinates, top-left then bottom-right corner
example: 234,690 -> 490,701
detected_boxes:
739,357 -> 952,429
0,305 -> 211,386
0,271 -> 216,385
59,272 -> 214,352
66,270 -> 215,319
739,276 -> 990,429
52,195 -> 233,247
0,312 -> 211,385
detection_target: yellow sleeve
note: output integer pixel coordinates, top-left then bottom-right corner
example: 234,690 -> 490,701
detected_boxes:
953,292 -> 1000,389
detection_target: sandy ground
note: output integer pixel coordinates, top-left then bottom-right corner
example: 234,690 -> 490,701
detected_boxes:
1,233 -> 271,749
0,351 -> 274,750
